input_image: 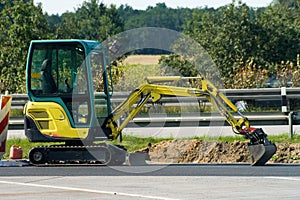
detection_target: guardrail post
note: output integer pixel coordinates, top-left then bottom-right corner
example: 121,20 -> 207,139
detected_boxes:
288,112 -> 294,139
281,87 -> 287,113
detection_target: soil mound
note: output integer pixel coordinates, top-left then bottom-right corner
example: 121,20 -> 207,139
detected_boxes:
145,140 -> 300,164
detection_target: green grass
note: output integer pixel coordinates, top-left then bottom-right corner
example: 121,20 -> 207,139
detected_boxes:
3,133 -> 300,159
111,135 -> 174,152
267,133 -> 300,143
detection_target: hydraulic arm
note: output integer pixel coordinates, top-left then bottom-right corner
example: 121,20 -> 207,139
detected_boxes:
104,76 -> 251,139
103,76 -> 276,165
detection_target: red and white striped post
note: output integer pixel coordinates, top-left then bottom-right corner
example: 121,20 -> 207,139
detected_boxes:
0,95 -> 12,159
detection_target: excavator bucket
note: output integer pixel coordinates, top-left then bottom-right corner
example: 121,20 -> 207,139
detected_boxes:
126,152 -> 149,166
248,143 -> 277,166
245,128 -> 277,166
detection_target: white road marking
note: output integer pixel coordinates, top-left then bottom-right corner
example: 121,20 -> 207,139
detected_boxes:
0,180 -> 179,200
264,177 -> 300,181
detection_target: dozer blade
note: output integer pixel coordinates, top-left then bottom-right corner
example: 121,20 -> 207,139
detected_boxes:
248,143 -> 277,166
126,152 -> 149,166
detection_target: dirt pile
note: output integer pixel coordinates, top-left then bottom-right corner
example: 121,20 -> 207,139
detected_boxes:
145,140 -> 300,164
274,142 -> 300,163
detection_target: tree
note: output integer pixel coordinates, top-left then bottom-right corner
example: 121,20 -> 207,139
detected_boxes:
184,2 -> 258,77
118,3 -> 194,32
55,0 -> 123,41
256,2 -> 300,66
0,0 -> 51,93
271,0 -> 300,8
182,1 -> 300,88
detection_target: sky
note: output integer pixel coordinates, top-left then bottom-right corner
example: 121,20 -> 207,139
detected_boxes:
34,0 -> 274,15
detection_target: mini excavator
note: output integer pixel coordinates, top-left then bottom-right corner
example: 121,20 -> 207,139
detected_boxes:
24,39 -> 276,166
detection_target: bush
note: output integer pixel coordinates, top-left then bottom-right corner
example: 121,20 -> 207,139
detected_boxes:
224,55 -> 300,89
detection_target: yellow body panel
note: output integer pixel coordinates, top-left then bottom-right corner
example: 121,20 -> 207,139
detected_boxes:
24,101 -> 89,139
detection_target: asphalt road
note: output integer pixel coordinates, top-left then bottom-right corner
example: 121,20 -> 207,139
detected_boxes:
1,163 -> 300,176
0,164 -> 300,200
5,125 -> 300,199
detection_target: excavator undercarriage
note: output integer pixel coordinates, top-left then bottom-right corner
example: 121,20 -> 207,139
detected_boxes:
28,144 -> 148,166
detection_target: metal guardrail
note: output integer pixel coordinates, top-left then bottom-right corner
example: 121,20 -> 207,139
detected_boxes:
9,87 -> 300,110
7,88 -> 300,136
8,113 -> 292,133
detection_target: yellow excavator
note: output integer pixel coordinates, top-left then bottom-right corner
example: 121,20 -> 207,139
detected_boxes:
24,39 -> 276,166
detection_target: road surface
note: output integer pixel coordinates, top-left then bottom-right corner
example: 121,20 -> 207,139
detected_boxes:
0,164 -> 299,199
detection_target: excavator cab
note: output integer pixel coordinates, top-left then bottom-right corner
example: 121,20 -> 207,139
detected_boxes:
24,40 -> 133,165
25,40 -> 113,144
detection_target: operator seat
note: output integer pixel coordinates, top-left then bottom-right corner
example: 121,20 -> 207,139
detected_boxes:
41,59 -> 56,93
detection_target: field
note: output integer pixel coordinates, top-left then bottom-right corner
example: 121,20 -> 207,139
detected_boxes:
124,55 -> 161,65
